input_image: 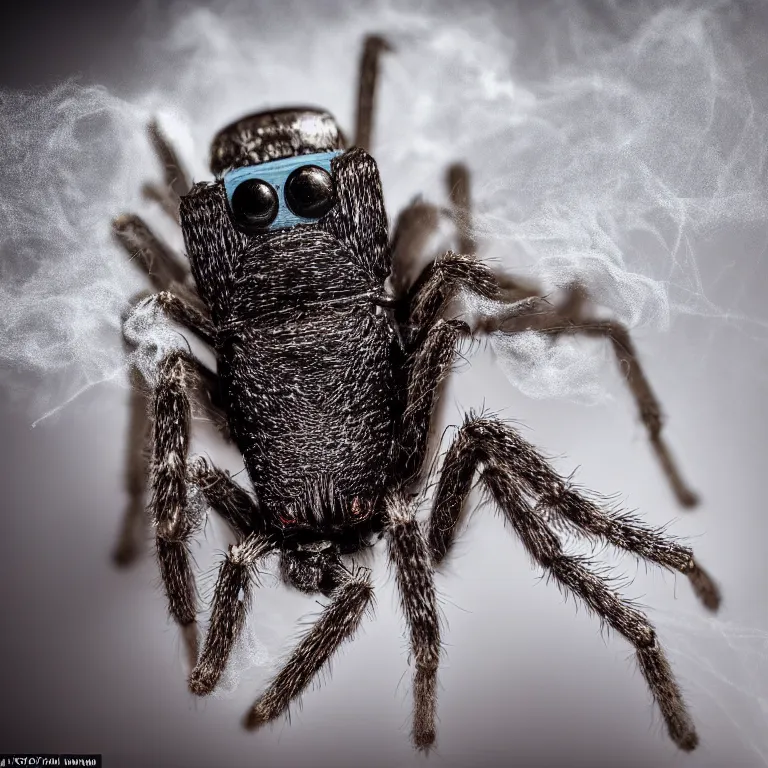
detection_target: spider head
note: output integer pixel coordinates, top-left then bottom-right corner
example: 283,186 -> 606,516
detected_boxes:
209,108 -> 347,234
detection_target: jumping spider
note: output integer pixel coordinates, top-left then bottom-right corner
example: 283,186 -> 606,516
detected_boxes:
113,34 -> 720,751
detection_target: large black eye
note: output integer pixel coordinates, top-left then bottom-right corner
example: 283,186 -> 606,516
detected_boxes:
284,165 -> 336,218
230,178 -> 279,230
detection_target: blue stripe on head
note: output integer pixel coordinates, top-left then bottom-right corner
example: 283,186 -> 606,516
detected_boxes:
224,150 -> 344,232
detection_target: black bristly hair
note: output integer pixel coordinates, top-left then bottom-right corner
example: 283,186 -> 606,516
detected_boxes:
113,34 -> 721,755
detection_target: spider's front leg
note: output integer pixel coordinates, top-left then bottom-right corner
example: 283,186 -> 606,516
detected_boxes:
243,563 -> 374,729
189,530 -> 274,696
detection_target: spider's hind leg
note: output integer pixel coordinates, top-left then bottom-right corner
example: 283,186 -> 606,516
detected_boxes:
142,119 -> 193,224
354,34 -> 392,152
446,162 -> 475,257
542,308 -> 700,508
428,416 -> 719,609
395,299 -> 719,750
483,459 -> 699,750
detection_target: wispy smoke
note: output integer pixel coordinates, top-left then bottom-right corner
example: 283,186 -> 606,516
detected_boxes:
0,0 -> 766,415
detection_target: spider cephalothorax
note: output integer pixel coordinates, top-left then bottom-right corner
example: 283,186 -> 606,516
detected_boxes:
113,35 -> 721,753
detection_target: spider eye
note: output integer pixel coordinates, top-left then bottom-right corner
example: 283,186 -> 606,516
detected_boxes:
284,165 -> 336,219
230,178 -> 279,230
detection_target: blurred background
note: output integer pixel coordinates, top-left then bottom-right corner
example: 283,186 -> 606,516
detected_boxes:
1,1 -> 767,766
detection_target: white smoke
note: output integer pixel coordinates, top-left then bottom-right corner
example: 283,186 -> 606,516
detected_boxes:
1,0 -> 767,416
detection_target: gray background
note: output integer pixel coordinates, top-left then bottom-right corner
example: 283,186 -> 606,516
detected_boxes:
1,1 -> 767,767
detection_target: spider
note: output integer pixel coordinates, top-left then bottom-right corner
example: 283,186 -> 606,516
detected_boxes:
112,34 -> 721,752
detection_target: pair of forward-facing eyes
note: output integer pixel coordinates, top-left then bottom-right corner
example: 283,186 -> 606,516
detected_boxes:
223,150 -> 342,233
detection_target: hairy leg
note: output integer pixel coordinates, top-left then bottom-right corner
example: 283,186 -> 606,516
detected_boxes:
142,119 -> 192,223
397,291 -> 719,609
187,457 -> 263,537
124,289 -> 227,431
386,493 -> 441,750
406,248 -> 699,507
446,163 -> 475,256
114,360 -> 226,566
388,164 -> 482,299
113,365 -> 152,566
112,201 -> 210,563
389,199 -> 442,298
398,304 -> 715,746
115,287 -> 225,565
442,163 -> 539,298
423,416 -> 716,749
405,250 -> 544,336
563,316 -> 697,507
113,213 -> 190,294
422,161 -> 697,507
354,34 -> 392,152
482,463 -> 699,750
397,296 -> 544,483
390,162 -> 479,298
400,316 -> 717,749
113,117 -> 209,565
189,532 -> 274,695
244,564 -> 373,728
491,298 -> 699,508
141,290 -> 216,346
428,416 -> 719,610
150,350 -> 211,667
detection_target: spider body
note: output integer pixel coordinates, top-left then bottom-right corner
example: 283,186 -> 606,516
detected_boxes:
182,113 -> 408,571
115,36 -> 721,754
